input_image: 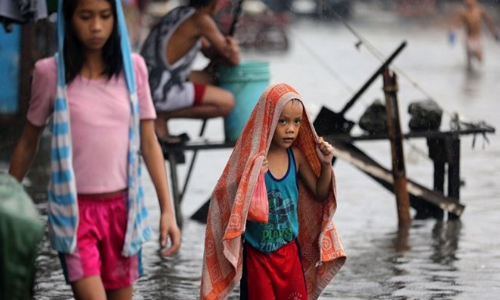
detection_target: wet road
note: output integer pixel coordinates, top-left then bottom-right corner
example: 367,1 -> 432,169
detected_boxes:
24,2 -> 500,299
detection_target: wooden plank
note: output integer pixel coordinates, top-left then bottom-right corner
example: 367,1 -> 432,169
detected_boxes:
326,139 -> 465,216
162,126 -> 494,155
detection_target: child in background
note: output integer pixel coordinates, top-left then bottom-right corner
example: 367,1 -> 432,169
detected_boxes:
450,0 -> 499,69
140,0 -> 240,144
8,0 -> 180,299
201,83 -> 346,300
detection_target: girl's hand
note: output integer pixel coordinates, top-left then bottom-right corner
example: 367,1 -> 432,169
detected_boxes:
315,137 -> 334,165
159,212 -> 181,256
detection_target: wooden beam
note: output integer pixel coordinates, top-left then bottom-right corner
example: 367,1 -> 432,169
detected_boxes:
325,140 -> 465,217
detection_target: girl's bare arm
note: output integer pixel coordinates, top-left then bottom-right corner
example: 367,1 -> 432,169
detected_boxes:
140,120 -> 181,256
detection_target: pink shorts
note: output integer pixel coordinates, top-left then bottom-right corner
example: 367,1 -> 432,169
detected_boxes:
58,192 -> 142,290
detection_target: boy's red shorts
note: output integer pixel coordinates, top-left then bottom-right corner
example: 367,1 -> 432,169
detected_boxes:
240,240 -> 307,300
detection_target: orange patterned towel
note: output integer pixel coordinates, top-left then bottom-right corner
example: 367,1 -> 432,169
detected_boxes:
201,83 -> 346,300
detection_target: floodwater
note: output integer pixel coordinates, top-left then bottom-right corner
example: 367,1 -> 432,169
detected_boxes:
9,2 -> 500,300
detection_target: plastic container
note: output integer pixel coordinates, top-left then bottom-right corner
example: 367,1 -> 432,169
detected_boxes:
217,61 -> 270,142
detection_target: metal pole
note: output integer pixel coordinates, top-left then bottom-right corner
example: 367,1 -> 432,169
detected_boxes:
168,155 -> 183,228
383,68 -> 411,227
180,119 -> 207,199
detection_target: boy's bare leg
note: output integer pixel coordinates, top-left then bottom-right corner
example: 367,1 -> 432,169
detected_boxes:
71,276 -> 107,300
475,50 -> 483,63
107,286 -> 133,300
466,50 -> 472,70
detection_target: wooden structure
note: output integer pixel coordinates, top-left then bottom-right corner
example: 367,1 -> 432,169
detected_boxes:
164,124 -> 493,227
162,41 -> 496,227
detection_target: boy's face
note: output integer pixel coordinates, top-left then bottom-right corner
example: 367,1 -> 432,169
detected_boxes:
272,100 -> 304,149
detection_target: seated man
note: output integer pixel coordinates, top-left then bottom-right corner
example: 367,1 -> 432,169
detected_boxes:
141,0 -> 240,143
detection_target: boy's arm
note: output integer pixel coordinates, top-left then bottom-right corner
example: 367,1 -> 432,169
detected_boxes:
8,122 -> 45,182
295,140 -> 333,201
481,9 -> 500,40
196,14 -> 240,66
140,120 -> 181,256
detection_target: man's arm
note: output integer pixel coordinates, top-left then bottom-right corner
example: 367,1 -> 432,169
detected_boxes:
197,14 -> 240,66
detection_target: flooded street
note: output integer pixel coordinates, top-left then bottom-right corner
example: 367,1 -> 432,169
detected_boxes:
15,2 -> 500,299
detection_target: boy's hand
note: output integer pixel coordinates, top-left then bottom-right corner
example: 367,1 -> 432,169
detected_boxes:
226,36 -> 240,56
316,137 -> 334,165
159,212 -> 181,256
261,157 -> 269,173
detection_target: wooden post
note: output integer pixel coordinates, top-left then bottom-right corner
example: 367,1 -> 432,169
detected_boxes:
382,68 -> 411,226
421,137 -> 445,220
447,137 -> 461,220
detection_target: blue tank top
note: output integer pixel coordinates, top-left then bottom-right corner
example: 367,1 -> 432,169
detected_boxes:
244,148 -> 300,253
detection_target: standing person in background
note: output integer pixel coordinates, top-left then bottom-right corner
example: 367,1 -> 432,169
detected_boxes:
141,0 -> 240,144
450,0 -> 499,69
8,0 -> 181,299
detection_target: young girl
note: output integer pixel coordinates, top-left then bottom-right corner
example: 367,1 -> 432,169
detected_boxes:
201,83 -> 346,300
8,0 -> 181,299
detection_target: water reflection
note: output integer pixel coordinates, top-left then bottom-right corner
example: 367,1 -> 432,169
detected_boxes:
430,220 -> 461,265
385,220 -> 462,300
462,69 -> 482,97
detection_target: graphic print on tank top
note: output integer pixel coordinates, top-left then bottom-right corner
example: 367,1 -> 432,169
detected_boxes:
260,188 -> 298,252
244,148 -> 299,253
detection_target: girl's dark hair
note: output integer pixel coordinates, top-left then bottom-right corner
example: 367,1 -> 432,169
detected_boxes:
62,0 -> 123,83
189,0 -> 217,8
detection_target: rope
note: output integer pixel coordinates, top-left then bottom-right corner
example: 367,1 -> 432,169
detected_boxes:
315,0 -> 461,121
288,22 -> 431,162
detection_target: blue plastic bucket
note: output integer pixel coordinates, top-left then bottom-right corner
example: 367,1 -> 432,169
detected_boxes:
217,61 -> 270,142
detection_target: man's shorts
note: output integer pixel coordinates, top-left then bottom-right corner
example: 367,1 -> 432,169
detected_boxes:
240,240 -> 307,300
466,36 -> 482,55
154,82 -> 206,112
58,192 -> 142,290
